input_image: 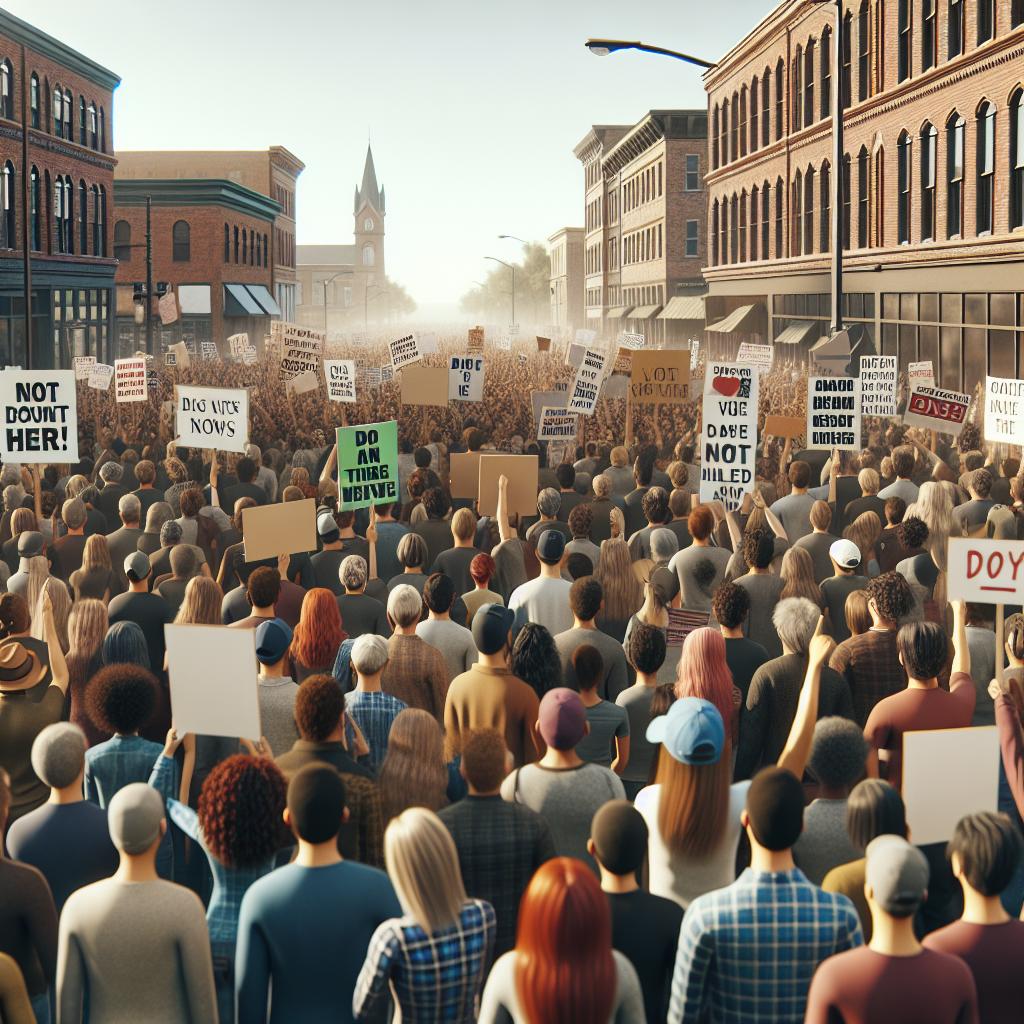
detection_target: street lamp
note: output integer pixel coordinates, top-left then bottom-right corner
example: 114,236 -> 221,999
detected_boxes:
322,271 -> 353,334
365,284 -> 389,330
584,38 -> 716,69
498,234 -> 529,244
484,256 -> 516,325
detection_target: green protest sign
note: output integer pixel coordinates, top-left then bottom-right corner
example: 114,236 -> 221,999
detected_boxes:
336,420 -> 400,511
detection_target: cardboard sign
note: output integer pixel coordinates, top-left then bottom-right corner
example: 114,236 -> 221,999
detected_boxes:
286,371 -> 319,396
158,290 -> 178,326
449,356 -> 485,402
468,327 -> 485,352
389,333 -> 422,370
242,347 -> 258,365
168,341 -> 191,369
985,375 -> 1024,445
364,366 -> 382,390
401,365 -> 448,407
700,363 -> 759,510
860,355 -> 898,417
72,356 -> 95,381
903,726 -> 999,844
337,420 -> 399,511
496,334 -> 512,352
908,361 -> 935,388
325,359 -> 357,403
175,385 -> 248,454
531,389 -> 568,428
666,608 -> 710,646
568,349 -> 609,415
449,451 -> 483,500
0,370 -> 78,462
690,339 -> 700,370
273,321 -> 325,381
242,497 -> 316,562
88,363 -> 113,391
807,377 -> 862,450
904,385 -> 971,436
603,375 -> 628,400
619,332 -> 645,351
537,407 -> 578,442
478,454 -> 539,517
565,344 -> 587,369
575,328 -> 597,346
737,342 -> 773,373
114,357 -> 147,403
227,333 -> 249,359
630,350 -> 691,405
763,414 -> 805,439
613,348 -> 633,375
947,538 -> 1024,603
200,341 -> 219,361
418,331 -> 439,355
166,625 -> 261,741
536,336 -> 551,353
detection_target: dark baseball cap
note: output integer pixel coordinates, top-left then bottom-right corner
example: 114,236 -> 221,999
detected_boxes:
17,531 -> 44,558
536,529 -> 566,564
255,618 -> 292,665
471,603 -> 515,656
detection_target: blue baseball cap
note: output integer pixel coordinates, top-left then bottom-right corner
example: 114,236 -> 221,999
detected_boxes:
646,697 -> 725,766
255,617 -> 293,665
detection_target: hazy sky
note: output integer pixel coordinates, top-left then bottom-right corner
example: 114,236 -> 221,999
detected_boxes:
13,0 -> 774,316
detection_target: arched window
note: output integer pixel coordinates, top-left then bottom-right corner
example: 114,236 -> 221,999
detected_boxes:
53,84 -> 63,136
739,189 -> 748,261
362,243 -> 375,266
172,220 -> 190,261
250,227 -> 255,265
875,146 -> 886,245
1011,90 -> 1024,230
711,199 -> 720,264
793,47 -> 803,131
255,232 -> 261,267
113,219 -> 131,262
0,161 -> 13,248
804,166 -> 815,253
949,0 -> 964,57
762,68 -> 771,146
61,89 -> 72,139
842,10 -> 853,106
821,26 -> 832,121
842,153 -> 852,248
233,226 -> 239,263
78,96 -> 86,144
1014,0 -> 1024,28
730,194 -> 739,263
922,0 -> 937,71
750,185 -> 760,258
264,234 -> 269,264
820,160 -> 831,252
740,87 -> 748,158
794,170 -> 804,254
946,112 -> 965,237
920,123 -> 937,240
99,108 -> 105,152
30,73 -> 39,128
731,90 -> 739,159
0,60 -> 11,120
242,228 -> 247,264
761,181 -> 771,259
92,185 -> 103,255
857,147 -> 871,247
775,177 -> 784,257
858,2 -> 871,101
88,102 -> 97,148
897,131 -> 912,243
54,177 -> 66,253
712,106 -> 720,169
750,79 -> 759,152
898,0 -> 911,82
224,223 -> 230,262
804,39 -> 815,126
719,194 -> 728,264
29,166 -> 39,251
721,98 -> 730,163
78,179 -> 88,254
978,0 -> 994,44
976,100 -> 995,234
64,174 -> 74,253
775,58 -> 785,139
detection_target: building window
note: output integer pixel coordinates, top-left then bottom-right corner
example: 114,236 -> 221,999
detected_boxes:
0,60 -> 11,120
99,108 -> 105,152
92,185 -> 103,255
711,200 -> 720,265
242,229 -> 248,264
264,234 -> 269,266
54,177 -> 67,253
761,182 -> 770,259
62,90 -> 72,139
233,226 -> 239,262
842,153 -> 852,248
712,106 -> 719,169
172,220 -> 190,261
29,166 -> 39,251
53,85 -> 63,136
1014,0 -> 1024,27
976,100 -> 995,235
898,131 -> 912,243
775,58 -> 784,139
803,166 -> 815,253
804,39 -> 815,125
362,243 -> 375,266
224,223 -> 229,262
762,68 -> 771,145
949,0 -> 964,57
30,73 -> 39,128
0,161 -> 13,248
740,87 -> 748,157
686,218 -> 699,257
858,2 -> 870,101
978,0 -> 994,43
256,233 -> 261,266
751,79 -> 759,151
775,178 -> 784,256
1012,90 -> 1024,229
750,186 -> 759,257
88,102 -> 97,148
721,200 -> 728,264
731,90 -> 739,159
922,0 -> 937,71
730,194 -> 739,263
842,10 -> 853,106
113,219 -> 131,262
78,179 -> 88,253
78,96 -> 86,144
920,123 -> 937,240
898,0 -> 911,82
820,161 -> 831,252
820,26 -> 831,121
855,148 -> 869,246
793,47 -> 803,131
685,153 -> 700,190
946,112 -> 964,236
721,99 -> 729,166
794,171 -> 803,255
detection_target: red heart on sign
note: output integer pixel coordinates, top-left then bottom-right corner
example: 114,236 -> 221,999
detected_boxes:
713,376 -> 741,397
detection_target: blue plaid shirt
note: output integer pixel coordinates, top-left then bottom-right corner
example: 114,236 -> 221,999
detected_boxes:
353,898 -> 495,1023
345,689 -> 407,771
84,734 -> 168,807
669,867 -> 863,1024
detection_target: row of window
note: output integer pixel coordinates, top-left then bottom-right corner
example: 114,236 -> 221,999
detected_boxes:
272,183 -> 295,218
623,224 -> 664,265
623,285 -> 665,307
585,242 -> 601,275
3,165 -> 108,255
224,224 -> 270,267
274,226 -> 293,269
11,68 -> 108,153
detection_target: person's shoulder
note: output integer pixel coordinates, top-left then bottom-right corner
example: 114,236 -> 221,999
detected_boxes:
821,857 -> 864,893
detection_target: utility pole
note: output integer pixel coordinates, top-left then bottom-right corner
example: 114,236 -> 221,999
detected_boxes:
829,0 -> 844,334
145,194 -> 154,356
19,43 -> 31,368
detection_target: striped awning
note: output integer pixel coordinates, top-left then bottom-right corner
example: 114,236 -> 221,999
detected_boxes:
705,303 -> 763,334
628,304 -> 663,319
658,296 -> 705,320
773,321 -> 820,345
605,305 -> 634,319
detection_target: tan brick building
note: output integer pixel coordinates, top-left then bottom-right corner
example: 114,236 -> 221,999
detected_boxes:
704,0 -> 1024,390
574,111 -> 708,345
547,226 -> 584,333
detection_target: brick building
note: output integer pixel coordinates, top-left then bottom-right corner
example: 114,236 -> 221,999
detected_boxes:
547,226 -> 584,334
704,0 -> 1024,390
0,9 -> 118,368
574,111 -> 708,345
112,179 -> 280,357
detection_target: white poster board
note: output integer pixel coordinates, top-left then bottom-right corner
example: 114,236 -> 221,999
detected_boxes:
568,348 -> 609,415
380,364 -> 394,385
364,366 -> 382,390
903,726 -> 999,845
175,385 -> 248,453
88,363 -> 113,391
537,407 -> 578,442
448,355 -> 484,402
736,342 -> 773,374
273,321 -> 325,380
904,385 -> 971,436
699,363 -> 759,510
286,370 -> 319,396
947,537 -> 1024,603
227,333 -> 249,359
807,377 -> 862,450
984,375 -> 1024,445
324,359 -> 357,403
908,361 -> 935,388
860,355 -> 898,418
73,356 -> 96,381
619,332 -> 645,351
389,333 -> 422,370
0,370 -> 79,462
417,331 -> 439,355
114,357 -> 147,403
575,328 -> 597,346
166,624 -> 261,740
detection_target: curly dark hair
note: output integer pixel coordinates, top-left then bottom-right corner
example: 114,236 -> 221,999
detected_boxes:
896,516 -> 929,551
84,664 -> 158,735
569,577 -> 602,622
197,754 -> 289,868
741,528 -> 775,570
568,502 -> 593,539
294,674 -> 345,742
866,571 -> 914,623
628,622 -> 666,675
510,622 -> 562,699
423,487 -> 450,520
179,487 -> 204,518
712,580 -> 751,629
641,487 -> 670,526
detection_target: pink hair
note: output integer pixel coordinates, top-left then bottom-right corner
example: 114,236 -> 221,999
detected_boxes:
675,627 -> 736,728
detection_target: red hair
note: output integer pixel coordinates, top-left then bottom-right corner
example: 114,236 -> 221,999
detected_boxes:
515,858 -> 616,1024
675,627 -> 736,729
291,588 -> 346,671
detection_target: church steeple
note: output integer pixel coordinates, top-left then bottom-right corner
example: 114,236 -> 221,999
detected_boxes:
354,144 -> 384,215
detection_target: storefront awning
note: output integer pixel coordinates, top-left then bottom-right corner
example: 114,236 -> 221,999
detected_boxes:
658,296 -> 705,320
246,284 -> 282,316
224,283 -> 265,317
605,305 -> 633,319
628,304 -> 662,320
705,303 -> 763,334
773,321 -> 820,345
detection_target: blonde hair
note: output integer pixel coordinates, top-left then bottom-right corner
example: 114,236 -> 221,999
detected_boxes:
384,808 -> 467,933
81,534 -> 112,572
780,547 -> 821,604
595,538 -> 643,621
378,709 -> 448,824
451,507 -> 476,542
858,468 -> 880,495
32,576 -> 71,652
68,599 -> 107,662
174,576 -> 224,625
844,512 -> 881,569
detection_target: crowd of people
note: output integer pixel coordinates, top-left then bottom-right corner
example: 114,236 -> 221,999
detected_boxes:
1,335 -> 1023,1023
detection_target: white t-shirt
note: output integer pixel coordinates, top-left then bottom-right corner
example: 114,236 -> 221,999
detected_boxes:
635,779 -> 751,909
507,576 -> 573,636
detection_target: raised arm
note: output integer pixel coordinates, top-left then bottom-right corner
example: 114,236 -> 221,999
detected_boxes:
319,442 -> 338,485
496,474 -> 513,545
41,589 -> 69,694
776,619 -> 832,779
208,454 -> 221,510
366,507 -> 379,581
951,600 -> 971,677
753,490 -> 787,541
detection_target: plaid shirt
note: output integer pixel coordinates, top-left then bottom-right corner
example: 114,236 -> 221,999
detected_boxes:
381,634 -> 449,724
345,689 -> 408,770
353,898 -> 495,1023
668,867 -> 862,1024
829,627 -> 906,726
84,734 -> 169,807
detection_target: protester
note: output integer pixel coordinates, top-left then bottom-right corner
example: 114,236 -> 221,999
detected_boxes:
508,529 -> 573,636
378,708 -> 450,823
381,584 -> 448,722
554,576 -> 630,699
253,619 -> 300,757
573,645 -> 630,772
107,551 -> 171,674
820,539 -> 870,643
417,572 -> 477,681
616,623 -> 667,799
290,587 -> 347,682
337,555 -> 390,638
510,621 -> 563,700
712,580 -> 769,707
462,552 -> 502,620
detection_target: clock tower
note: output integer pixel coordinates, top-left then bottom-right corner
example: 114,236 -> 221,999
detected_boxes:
353,144 -> 385,286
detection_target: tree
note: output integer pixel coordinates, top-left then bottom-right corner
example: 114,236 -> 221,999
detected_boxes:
459,241 -> 549,323
385,277 -> 417,317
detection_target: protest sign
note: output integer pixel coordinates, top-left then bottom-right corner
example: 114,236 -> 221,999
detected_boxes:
0,370 -> 78,462
496,334 -> 512,352
613,348 -> 632,375
603,375 -> 628,400
273,321 -> 325,381
175,385 -> 248,454
72,356 -> 95,381
565,344 -> 586,369
478,454 -> 539,516
324,359 -> 357,403
860,355 -> 898,417
242,498 -> 316,562
389,332 -> 421,370
468,327 -> 485,352
449,451 -> 483,500
619,332 -> 645,351
114,357 -> 147,403
448,356 -> 485,402
575,328 -> 597,346
531,389 -> 568,428
401,365 -> 448,407
242,347 -> 258,365
166,625 -> 261,741
554,381 -> 569,393
158,290 -> 178,325
908,360 -> 935,388
903,385 -> 971,436
200,341 -> 219,361
380,364 -> 394,384
537,407 -> 578,443
228,333 -> 249,359
418,331 -> 439,355
699,363 -> 759,510
736,342 -> 773,373
164,352 -> 177,367
285,371 -> 319,396
630,351 -> 691,405
336,420 -> 399,511
508,323 -> 520,338
947,538 -> 1024,603
690,339 -> 700,370
763,414 -> 805,439
984,375 -> 1024,445
807,377 -> 862,450
536,336 -> 551,353
568,349 -> 609,415
87,363 -> 113,391
364,366 -> 382,390
168,341 -> 190,369
903,726 -> 999,845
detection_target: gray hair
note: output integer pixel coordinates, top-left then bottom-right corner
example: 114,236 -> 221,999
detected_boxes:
808,717 -> 868,790
351,634 -> 389,674
245,443 -> 262,462
160,520 -> 183,546
858,468 -> 880,495
31,722 -> 86,789
592,474 -> 610,498
99,461 -> 123,483
340,554 -> 367,591
650,527 -> 679,564
118,493 -> 142,523
3,483 -> 25,512
537,487 -> 561,517
387,584 -> 422,629
62,497 -> 86,530
0,463 -> 22,488
397,532 -> 428,569
772,597 -> 821,654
